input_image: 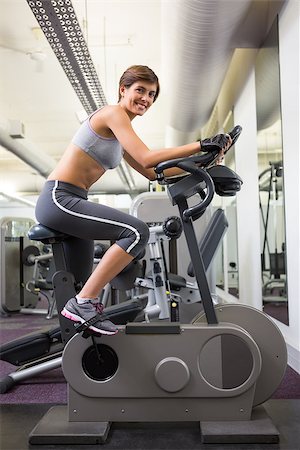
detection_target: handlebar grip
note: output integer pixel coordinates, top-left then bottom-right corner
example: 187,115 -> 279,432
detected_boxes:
155,156 -> 186,174
229,125 -> 242,145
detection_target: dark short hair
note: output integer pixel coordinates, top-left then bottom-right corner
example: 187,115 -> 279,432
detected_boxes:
118,65 -> 160,102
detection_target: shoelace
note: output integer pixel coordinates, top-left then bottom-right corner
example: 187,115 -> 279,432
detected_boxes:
89,302 -> 115,326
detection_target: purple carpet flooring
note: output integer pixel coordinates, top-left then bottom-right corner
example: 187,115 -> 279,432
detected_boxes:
0,305 -> 66,404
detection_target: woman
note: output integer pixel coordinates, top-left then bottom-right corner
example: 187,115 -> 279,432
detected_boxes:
35,65 -> 231,335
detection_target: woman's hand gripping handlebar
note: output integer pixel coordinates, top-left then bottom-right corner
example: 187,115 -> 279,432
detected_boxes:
204,124 -> 243,167
154,125 -> 242,221
155,125 -> 242,184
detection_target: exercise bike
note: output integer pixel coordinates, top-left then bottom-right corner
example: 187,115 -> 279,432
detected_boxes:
27,125 -> 287,445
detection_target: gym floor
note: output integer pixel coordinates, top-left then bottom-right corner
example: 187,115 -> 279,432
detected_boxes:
1,400 -> 300,449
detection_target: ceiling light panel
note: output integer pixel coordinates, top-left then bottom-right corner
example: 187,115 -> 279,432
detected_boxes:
26,0 -> 106,113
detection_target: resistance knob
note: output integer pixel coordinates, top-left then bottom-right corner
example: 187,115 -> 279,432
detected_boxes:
162,216 -> 182,239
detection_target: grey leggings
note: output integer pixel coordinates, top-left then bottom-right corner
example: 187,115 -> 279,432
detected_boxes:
35,180 -> 149,285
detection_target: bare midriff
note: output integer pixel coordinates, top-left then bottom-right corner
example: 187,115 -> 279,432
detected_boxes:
47,144 -> 105,191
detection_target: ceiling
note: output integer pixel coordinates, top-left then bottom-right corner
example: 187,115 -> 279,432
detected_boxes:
0,0 -> 285,200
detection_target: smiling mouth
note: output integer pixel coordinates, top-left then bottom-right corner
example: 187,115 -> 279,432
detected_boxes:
136,103 -> 147,110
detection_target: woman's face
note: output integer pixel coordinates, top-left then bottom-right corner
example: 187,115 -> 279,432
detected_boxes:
119,81 -> 157,117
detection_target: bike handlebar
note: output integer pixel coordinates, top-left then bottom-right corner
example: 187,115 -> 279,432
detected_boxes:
155,125 -> 242,221
155,125 -> 242,183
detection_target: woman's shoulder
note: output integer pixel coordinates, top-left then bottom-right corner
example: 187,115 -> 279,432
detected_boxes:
95,104 -> 130,127
90,104 -> 130,135
95,104 -> 126,117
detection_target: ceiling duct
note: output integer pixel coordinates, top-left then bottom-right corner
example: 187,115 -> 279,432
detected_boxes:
162,0 -> 285,145
165,0 -> 253,135
255,17 -> 281,131
0,127 -> 55,178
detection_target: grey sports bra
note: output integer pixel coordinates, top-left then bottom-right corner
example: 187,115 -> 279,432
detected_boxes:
71,107 -> 124,170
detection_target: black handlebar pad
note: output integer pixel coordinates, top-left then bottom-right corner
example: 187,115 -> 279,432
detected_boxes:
155,125 -> 242,178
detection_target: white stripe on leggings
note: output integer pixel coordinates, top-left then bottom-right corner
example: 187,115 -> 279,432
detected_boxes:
51,180 -> 140,254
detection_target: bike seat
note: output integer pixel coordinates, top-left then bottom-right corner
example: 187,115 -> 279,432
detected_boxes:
28,223 -> 69,244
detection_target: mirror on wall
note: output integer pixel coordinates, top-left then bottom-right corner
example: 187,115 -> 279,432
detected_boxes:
255,17 -> 288,325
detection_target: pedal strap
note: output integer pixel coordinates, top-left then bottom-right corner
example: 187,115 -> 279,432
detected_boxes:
74,314 -> 101,333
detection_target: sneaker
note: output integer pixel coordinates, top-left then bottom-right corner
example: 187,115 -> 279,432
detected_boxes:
61,297 -> 118,335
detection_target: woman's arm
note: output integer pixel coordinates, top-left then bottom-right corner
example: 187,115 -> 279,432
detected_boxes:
123,152 -> 156,180
104,106 -> 200,169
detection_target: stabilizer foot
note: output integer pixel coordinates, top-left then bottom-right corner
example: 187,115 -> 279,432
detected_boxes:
200,406 -> 279,444
29,405 -> 111,445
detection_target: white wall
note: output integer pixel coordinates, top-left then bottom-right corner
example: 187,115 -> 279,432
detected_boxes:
234,70 -> 262,310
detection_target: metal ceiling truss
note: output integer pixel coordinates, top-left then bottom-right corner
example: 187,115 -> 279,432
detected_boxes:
26,0 -> 106,114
